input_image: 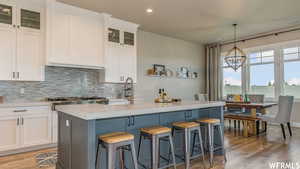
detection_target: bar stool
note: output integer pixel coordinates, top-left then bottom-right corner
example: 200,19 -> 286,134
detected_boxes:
196,118 -> 226,167
95,132 -> 138,169
172,121 -> 205,169
137,126 -> 177,169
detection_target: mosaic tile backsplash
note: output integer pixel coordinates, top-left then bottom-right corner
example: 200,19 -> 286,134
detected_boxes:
0,66 -> 123,102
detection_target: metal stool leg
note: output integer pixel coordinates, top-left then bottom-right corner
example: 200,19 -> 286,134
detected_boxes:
151,135 -> 159,169
119,149 -> 125,169
196,127 -> 205,163
168,133 -> 177,169
208,124 -> 214,167
130,142 -> 139,169
191,132 -> 197,157
107,144 -> 116,169
95,142 -> 101,169
184,128 -> 191,169
218,124 -> 227,162
137,134 -> 142,162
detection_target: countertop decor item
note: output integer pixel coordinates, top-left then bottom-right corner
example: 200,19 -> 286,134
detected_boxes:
224,24 -> 246,71
153,64 -> 166,76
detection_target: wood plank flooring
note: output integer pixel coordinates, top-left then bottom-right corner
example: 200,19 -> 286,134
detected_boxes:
0,125 -> 299,169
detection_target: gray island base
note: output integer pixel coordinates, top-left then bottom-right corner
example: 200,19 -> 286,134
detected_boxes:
55,101 -> 225,169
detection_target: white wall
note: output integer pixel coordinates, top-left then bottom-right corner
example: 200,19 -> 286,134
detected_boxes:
135,31 -> 206,101
222,30 -> 300,124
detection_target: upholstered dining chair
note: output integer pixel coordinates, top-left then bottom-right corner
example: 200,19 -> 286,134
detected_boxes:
259,96 -> 294,139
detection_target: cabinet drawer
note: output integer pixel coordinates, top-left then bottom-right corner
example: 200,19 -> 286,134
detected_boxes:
0,106 -> 50,117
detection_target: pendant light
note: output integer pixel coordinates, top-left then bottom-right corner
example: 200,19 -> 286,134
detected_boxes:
224,24 -> 246,71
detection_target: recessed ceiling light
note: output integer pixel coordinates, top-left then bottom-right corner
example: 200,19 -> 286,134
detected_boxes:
146,8 -> 153,13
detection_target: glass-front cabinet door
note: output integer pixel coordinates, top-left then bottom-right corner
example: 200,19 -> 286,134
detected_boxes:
20,9 -> 40,30
0,3 -> 13,26
108,28 -> 120,43
124,31 -> 134,46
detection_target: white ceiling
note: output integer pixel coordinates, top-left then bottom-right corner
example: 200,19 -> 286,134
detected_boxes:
59,0 -> 300,44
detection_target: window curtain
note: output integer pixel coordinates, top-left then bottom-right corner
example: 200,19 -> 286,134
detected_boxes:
206,44 -> 222,101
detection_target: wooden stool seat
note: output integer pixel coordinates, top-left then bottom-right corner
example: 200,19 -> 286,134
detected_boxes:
140,126 -> 171,135
173,121 -> 199,129
197,118 -> 220,124
99,132 -> 134,144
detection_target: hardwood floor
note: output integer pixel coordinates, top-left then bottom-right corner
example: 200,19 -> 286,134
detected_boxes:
0,125 -> 299,169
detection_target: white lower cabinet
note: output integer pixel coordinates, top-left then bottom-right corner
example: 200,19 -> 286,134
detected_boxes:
0,106 -> 52,152
0,116 -> 20,151
52,111 -> 58,143
22,114 -> 51,147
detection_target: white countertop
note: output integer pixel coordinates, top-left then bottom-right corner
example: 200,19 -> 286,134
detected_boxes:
56,101 -> 225,120
0,101 -> 52,108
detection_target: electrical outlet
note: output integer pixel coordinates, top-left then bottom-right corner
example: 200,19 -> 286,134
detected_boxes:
20,88 -> 25,94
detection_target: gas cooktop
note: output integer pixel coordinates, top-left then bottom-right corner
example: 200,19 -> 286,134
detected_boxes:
46,97 -> 107,102
46,97 -> 109,110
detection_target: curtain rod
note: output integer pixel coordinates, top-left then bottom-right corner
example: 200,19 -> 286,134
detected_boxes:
221,27 -> 300,46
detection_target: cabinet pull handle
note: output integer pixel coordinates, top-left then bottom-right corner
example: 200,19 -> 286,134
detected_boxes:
13,110 -> 27,113
13,72 -> 15,79
127,117 -> 131,127
17,118 -> 19,126
132,116 -> 135,126
21,117 -> 24,125
17,72 -> 20,79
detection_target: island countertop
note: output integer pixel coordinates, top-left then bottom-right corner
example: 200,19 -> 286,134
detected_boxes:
55,101 -> 225,120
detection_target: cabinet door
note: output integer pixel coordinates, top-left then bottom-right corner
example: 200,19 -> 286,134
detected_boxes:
0,2 -> 16,80
47,1 -> 70,64
119,44 -> 137,83
21,114 -> 51,147
17,29 -> 43,81
105,43 -> 121,83
16,6 -> 43,81
0,24 -> 15,80
0,116 -> 20,151
52,111 -> 58,143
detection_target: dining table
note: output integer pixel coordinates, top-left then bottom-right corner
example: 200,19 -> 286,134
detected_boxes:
224,102 -> 278,137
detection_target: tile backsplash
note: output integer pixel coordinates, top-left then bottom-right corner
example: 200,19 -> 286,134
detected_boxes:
0,66 -> 123,102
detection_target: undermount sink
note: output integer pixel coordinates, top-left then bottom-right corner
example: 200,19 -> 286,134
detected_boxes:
108,99 -> 130,105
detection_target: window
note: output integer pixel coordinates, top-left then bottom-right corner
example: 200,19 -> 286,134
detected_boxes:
221,40 -> 300,100
283,47 -> 300,98
222,56 -> 242,97
248,50 -> 275,98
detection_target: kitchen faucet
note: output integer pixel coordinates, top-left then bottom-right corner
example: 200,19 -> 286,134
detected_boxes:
124,77 -> 134,104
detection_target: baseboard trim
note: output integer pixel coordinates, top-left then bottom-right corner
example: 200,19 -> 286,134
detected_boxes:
291,122 -> 300,128
269,122 -> 300,128
0,143 -> 57,157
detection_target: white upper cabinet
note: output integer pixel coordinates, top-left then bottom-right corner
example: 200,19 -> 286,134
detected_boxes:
46,0 -> 104,69
0,0 -> 45,81
101,16 -> 139,83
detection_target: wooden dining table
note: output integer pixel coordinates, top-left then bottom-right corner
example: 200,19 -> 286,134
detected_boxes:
224,102 -> 277,137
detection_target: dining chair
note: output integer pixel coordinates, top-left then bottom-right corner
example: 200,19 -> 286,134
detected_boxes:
247,94 -> 264,103
194,93 -> 208,102
259,96 -> 294,139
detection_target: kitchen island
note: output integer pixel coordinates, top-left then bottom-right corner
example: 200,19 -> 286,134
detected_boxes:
55,101 -> 225,169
